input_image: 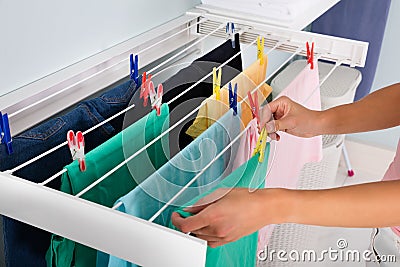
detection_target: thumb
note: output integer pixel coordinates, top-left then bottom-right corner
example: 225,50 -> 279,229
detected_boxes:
266,116 -> 293,133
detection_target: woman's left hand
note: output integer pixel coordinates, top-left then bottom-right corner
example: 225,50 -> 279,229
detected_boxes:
171,188 -> 284,248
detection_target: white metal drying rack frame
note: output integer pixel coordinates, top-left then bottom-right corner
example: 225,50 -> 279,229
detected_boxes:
0,7 -> 368,267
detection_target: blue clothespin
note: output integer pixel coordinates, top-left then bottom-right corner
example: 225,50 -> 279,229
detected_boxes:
130,54 -> 140,85
229,82 -> 238,116
0,112 -> 13,155
226,22 -> 235,48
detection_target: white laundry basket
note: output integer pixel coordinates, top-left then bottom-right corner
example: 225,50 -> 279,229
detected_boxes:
257,60 -> 361,267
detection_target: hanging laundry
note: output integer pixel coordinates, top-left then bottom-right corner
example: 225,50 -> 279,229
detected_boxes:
0,79 -> 139,267
162,33 -> 243,156
45,104 -> 170,267
257,60 -> 323,251
171,143 -> 270,267
186,54 -> 272,139
105,107 -> 242,267
232,118 -> 260,171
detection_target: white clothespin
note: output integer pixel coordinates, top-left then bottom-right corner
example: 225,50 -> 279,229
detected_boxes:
226,22 -> 235,48
67,130 -> 86,172
148,81 -> 163,116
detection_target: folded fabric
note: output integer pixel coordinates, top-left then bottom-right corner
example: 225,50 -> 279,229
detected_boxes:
171,142 -> 270,267
186,55 -> 272,139
46,104 -> 170,267
106,107 -> 242,267
201,0 -> 324,22
1,79 -> 138,267
258,61 -> 323,250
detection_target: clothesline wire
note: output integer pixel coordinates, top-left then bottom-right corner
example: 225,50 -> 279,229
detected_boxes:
7,103 -> 135,176
149,53 -> 342,222
8,18 -> 208,119
7,21 -> 226,176
74,38 -> 280,199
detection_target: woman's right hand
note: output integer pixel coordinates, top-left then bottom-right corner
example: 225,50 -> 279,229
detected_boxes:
260,96 -> 322,140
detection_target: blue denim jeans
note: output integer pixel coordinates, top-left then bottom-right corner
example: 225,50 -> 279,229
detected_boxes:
0,79 -> 138,267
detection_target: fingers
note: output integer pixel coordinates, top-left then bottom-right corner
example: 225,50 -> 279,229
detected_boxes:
184,188 -> 230,214
171,212 -> 209,233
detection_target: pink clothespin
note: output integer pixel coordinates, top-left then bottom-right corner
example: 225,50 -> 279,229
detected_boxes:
67,130 -> 86,172
248,91 -> 260,125
148,81 -> 163,116
140,72 -> 152,107
306,42 -> 315,70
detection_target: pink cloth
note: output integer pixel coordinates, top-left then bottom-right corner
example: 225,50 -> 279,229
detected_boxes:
232,118 -> 260,171
382,139 -> 400,236
257,62 -> 323,250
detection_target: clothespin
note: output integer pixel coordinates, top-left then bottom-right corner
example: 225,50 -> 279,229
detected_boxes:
247,91 -> 260,125
140,72 -> 152,107
212,67 -> 222,101
226,22 -> 235,48
0,112 -> 13,155
253,127 -> 267,162
306,42 -> 315,70
67,130 -> 86,172
130,54 -> 139,85
257,36 -> 265,65
148,81 -> 163,116
229,82 -> 238,116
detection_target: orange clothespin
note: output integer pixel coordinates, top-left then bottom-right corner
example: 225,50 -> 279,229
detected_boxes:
257,36 -> 265,65
148,81 -> 163,116
67,130 -> 86,172
140,72 -> 152,107
213,67 -> 222,101
253,127 -> 267,162
247,91 -> 260,125
306,42 -> 315,70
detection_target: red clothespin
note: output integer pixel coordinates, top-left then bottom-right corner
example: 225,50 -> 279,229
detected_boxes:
247,91 -> 260,125
140,72 -> 152,107
148,81 -> 163,116
306,42 -> 315,70
67,130 -> 86,172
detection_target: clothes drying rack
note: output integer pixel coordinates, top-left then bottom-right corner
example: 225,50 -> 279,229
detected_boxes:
0,7 -> 368,267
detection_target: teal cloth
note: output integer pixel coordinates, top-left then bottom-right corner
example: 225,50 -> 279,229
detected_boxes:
106,108 -> 242,267
171,143 -> 271,267
46,104 -> 170,267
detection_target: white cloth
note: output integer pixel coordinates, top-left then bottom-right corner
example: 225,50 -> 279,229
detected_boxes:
201,0 -> 323,22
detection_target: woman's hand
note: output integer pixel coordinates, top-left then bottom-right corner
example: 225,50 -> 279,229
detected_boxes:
171,188 -> 289,248
260,96 -> 322,140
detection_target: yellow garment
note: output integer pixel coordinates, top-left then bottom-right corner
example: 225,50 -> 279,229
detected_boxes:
186,55 -> 272,138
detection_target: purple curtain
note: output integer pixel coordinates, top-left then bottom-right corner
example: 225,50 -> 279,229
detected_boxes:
312,0 -> 391,101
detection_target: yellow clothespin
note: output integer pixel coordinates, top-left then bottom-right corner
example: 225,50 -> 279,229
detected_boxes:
213,67 -> 222,101
257,36 -> 265,65
253,127 -> 267,162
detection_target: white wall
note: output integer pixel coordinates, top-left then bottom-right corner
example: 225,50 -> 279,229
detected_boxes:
0,0 -> 200,97
348,0 -> 400,150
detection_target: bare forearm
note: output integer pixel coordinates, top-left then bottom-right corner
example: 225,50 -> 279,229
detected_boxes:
265,180 -> 400,228
316,84 -> 400,135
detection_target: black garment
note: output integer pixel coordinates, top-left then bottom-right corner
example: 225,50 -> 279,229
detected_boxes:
163,34 -> 243,156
